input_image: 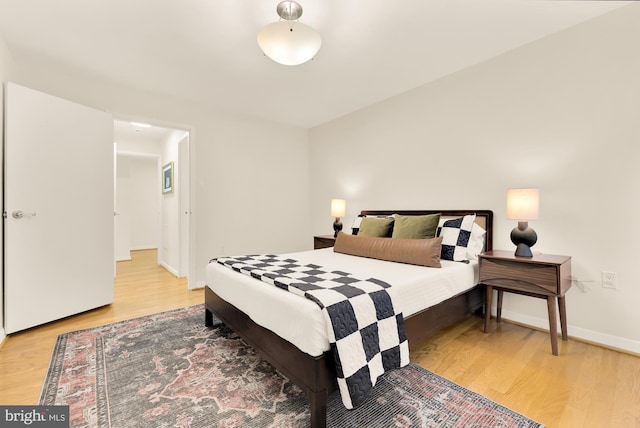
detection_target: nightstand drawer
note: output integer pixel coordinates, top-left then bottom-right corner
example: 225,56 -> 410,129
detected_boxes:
479,257 -> 559,295
314,235 -> 336,249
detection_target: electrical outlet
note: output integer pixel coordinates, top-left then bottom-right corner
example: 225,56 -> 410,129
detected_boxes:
602,271 -> 617,289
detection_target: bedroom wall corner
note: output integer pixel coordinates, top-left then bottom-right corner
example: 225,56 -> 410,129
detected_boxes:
0,34 -> 16,343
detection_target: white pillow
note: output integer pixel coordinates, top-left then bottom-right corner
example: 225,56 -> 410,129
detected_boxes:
351,216 -> 364,235
467,223 -> 486,260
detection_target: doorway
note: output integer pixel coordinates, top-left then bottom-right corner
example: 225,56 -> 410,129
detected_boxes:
113,119 -> 192,285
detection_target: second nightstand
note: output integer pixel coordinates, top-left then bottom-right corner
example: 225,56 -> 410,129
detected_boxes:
313,235 -> 336,249
479,250 -> 572,356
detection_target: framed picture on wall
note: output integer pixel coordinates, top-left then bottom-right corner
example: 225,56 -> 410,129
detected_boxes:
162,162 -> 174,194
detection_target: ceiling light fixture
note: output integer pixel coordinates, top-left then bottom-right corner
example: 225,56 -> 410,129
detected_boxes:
130,122 -> 151,128
257,1 -> 321,66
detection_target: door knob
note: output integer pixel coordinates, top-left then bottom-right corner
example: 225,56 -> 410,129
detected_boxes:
12,210 -> 36,219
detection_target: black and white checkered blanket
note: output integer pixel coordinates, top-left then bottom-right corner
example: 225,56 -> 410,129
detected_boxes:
214,254 -> 410,409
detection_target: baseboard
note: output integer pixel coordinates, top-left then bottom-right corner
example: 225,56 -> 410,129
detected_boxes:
500,309 -> 640,356
160,262 -> 179,277
130,246 -> 157,251
191,280 -> 206,290
0,328 -> 6,350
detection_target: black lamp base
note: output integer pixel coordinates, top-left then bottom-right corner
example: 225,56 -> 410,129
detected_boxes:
333,218 -> 343,238
511,221 -> 537,257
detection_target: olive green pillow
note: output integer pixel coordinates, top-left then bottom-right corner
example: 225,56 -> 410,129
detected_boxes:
391,213 -> 441,239
358,217 -> 394,237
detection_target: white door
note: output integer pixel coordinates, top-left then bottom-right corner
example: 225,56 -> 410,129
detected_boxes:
178,135 -> 190,279
114,154 -> 132,262
4,83 -> 114,334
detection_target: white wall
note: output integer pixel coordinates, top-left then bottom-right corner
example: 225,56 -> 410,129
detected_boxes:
116,155 -> 159,251
160,130 -> 183,275
6,50 -> 311,290
117,135 -> 163,158
129,158 -> 159,250
309,4 -> 640,353
115,137 -> 163,261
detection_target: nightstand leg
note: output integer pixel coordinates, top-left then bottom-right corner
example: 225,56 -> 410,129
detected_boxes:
496,290 -> 503,323
484,285 -> 492,333
547,297 -> 559,356
558,295 -> 568,341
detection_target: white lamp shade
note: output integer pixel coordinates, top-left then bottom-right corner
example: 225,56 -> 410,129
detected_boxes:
506,188 -> 539,220
330,199 -> 346,218
257,21 -> 321,66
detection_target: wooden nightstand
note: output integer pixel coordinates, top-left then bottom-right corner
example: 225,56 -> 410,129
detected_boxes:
313,235 -> 336,249
479,250 -> 572,356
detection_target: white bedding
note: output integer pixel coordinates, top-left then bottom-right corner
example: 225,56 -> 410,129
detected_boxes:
206,247 -> 478,357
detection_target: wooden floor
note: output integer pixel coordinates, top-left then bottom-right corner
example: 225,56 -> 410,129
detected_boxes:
0,249 -> 202,405
412,318 -> 640,427
1,249 -> 639,427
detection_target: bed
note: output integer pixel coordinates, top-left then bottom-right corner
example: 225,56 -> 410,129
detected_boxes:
205,209 -> 493,428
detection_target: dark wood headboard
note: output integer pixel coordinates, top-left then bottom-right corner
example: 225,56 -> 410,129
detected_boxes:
359,210 -> 494,252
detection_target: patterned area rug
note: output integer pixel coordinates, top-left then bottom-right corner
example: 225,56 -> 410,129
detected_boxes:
40,305 -> 544,428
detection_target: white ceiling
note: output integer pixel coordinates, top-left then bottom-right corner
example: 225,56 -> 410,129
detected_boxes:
0,1 -> 631,129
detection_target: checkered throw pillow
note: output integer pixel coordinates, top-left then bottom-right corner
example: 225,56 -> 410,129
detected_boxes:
438,214 -> 476,261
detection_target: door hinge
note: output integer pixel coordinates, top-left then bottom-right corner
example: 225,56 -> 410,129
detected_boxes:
2,211 -> 7,218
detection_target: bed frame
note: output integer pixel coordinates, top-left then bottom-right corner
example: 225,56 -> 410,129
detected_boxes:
205,209 -> 493,428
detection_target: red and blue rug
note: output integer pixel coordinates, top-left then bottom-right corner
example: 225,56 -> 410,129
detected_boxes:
40,304 -> 544,427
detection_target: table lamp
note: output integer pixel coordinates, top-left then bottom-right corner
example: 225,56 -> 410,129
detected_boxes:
330,199 -> 346,238
506,188 -> 539,257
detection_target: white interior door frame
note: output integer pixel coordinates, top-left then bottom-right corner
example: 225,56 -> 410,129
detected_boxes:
113,114 -> 195,289
178,135 -> 190,279
186,129 -> 197,290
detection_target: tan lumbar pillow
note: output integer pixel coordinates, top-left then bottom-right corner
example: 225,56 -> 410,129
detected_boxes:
333,232 -> 442,268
